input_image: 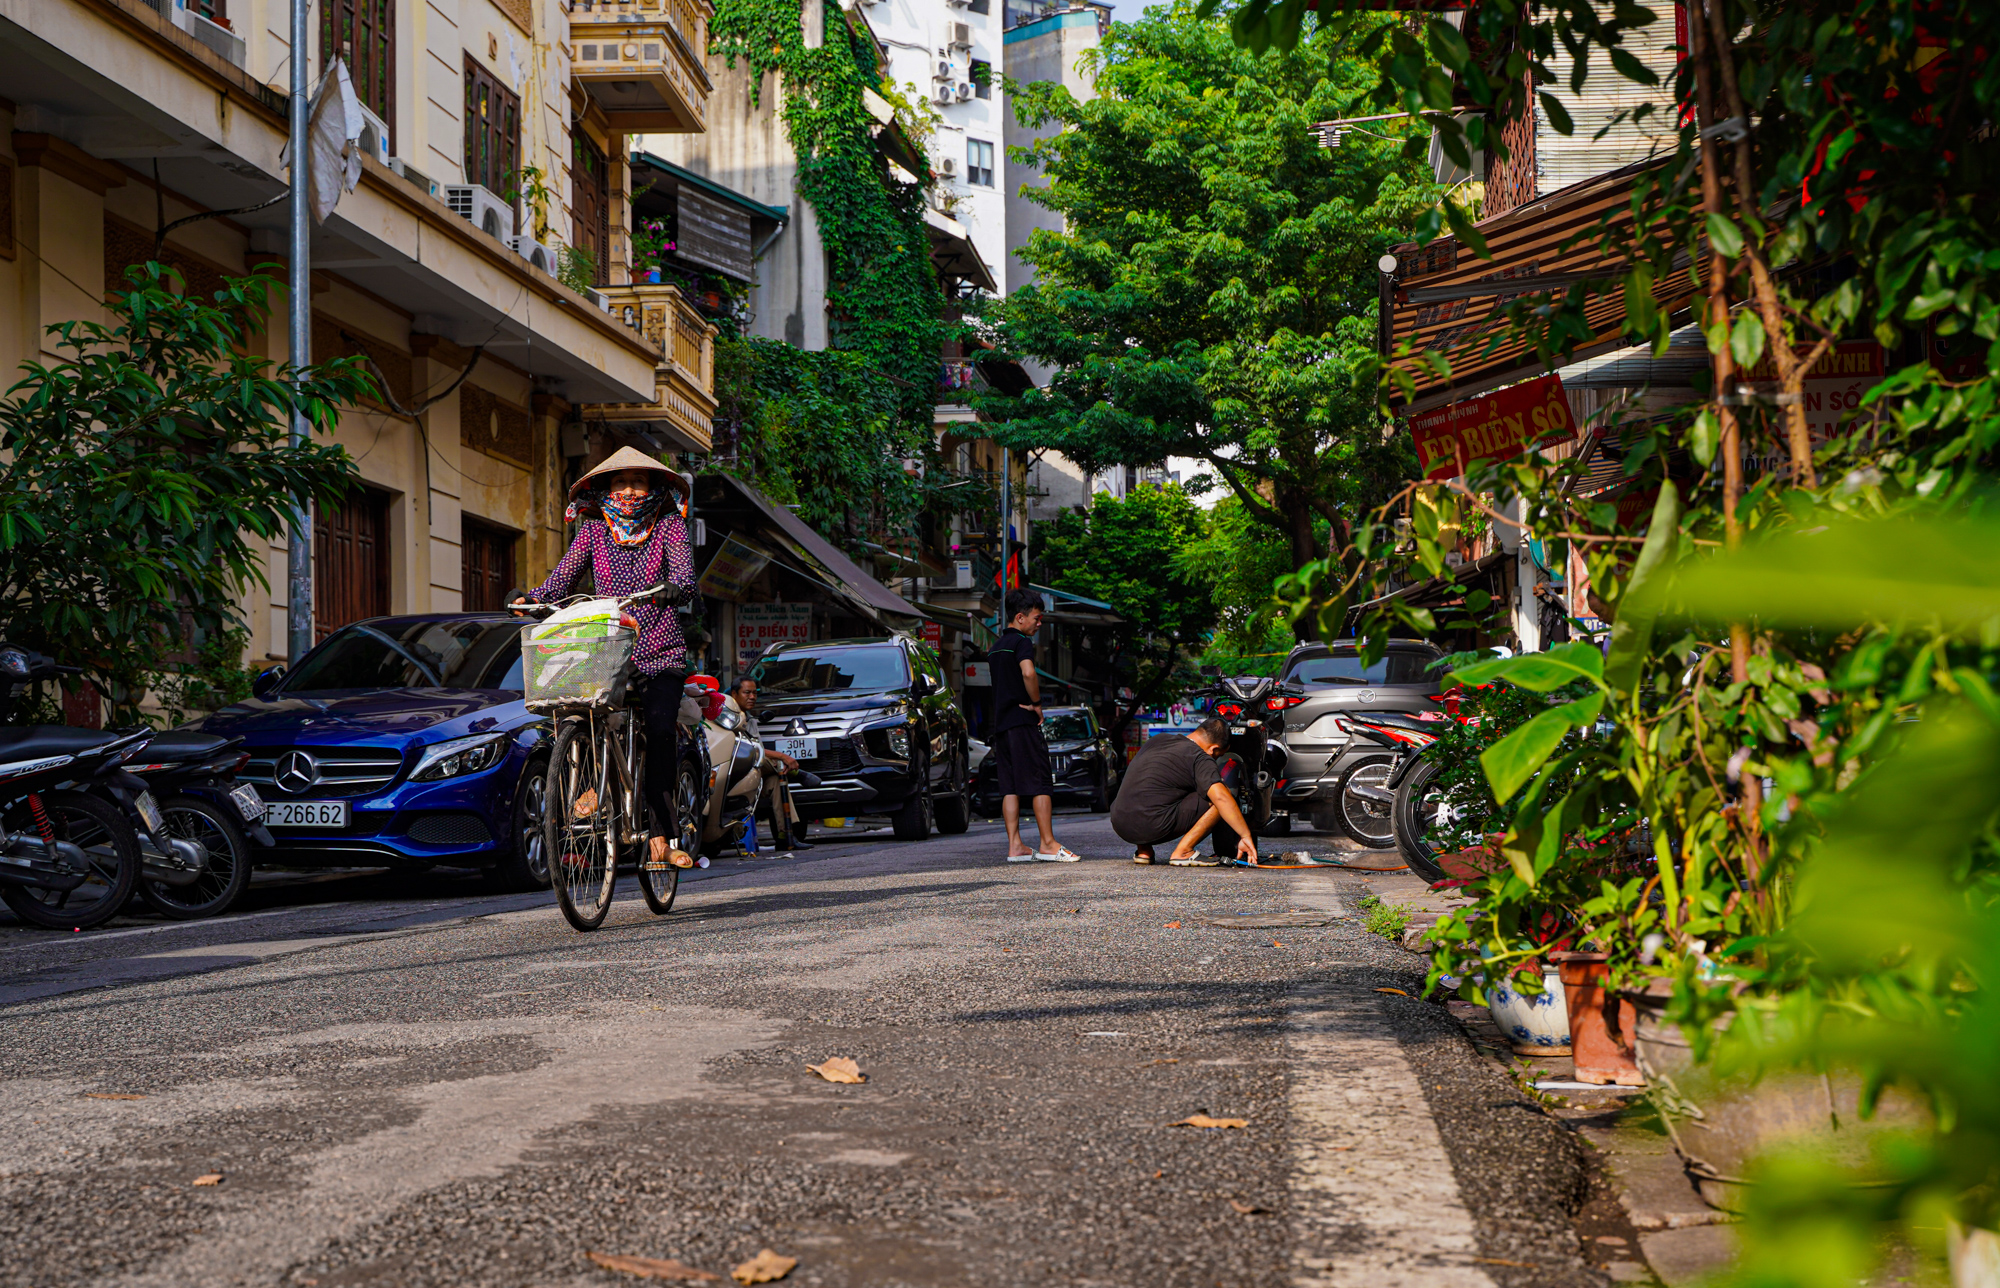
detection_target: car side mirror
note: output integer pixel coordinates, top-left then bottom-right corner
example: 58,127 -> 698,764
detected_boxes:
251,666 -> 285,698
910,670 -> 931,694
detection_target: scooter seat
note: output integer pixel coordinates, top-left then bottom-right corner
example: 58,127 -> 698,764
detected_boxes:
138,729 -> 237,762
0,726 -> 119,763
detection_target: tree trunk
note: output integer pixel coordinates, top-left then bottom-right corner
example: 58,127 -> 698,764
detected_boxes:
1286,487 -> 1322,642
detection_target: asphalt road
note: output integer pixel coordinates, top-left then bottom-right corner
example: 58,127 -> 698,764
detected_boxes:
0,814 -> 1601,1288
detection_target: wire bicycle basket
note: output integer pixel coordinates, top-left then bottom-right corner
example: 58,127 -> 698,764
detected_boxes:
522,598 -> 636,712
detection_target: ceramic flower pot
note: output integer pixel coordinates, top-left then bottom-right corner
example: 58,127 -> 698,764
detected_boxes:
1550,951 -> 1643,1086
1487,967 -> 1571,1055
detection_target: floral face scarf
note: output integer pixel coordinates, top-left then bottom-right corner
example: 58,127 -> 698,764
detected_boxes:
566,487 -> 669,547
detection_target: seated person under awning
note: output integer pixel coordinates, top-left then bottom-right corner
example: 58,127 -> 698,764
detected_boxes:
1109,717 -> 1258,866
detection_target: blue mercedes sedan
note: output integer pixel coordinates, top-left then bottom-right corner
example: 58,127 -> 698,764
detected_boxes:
186,614 -> 550,889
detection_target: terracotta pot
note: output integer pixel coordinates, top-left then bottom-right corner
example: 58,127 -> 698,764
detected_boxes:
1549,951 -> 1642,1086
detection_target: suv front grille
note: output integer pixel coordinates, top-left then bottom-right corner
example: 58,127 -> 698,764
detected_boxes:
762,711 -> 867,738
799,740 -> 861,774
243,746 -> 405,798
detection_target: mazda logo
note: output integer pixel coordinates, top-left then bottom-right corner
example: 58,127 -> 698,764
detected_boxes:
1359,690 -> 1377,704
274,750 -> 321,794
786,718 -> 807,737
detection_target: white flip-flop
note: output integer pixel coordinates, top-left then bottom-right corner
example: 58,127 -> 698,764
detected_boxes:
1036,846 -> 1083,863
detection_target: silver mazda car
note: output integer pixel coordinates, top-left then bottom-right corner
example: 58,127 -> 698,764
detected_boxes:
1271,639 -> 1448,846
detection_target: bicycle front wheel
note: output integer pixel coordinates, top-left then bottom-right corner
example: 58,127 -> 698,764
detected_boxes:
547,717 -> 618,931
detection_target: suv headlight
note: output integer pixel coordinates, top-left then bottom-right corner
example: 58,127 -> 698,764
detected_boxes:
411,732 -> 510,782
860,718 -> 910,760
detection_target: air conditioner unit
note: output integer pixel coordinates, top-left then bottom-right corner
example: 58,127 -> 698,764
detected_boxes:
936,58 -> 955,80
390,157 -> 438,197
355,104 -> 391,167
950,22 -> 973,48
938,155 -> 959,178
507,234 -> 557,274
583,286 -> 613,313
443,183 -> 512,240
934,83 -> 956,105
954,80 -> 974,101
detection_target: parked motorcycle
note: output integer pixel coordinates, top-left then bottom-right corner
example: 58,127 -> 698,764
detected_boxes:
688,677 -> 763,858
0,645 -> 165,929
124,729 -> 274,919
1192,671 -> 1305,853
1340,710 -> 1456,883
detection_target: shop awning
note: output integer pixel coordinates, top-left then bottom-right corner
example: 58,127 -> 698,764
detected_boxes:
1032,583 -> 1126,626
1381,156 -> 1698,413
923,207 -> 999,293
692,473 -> 926,631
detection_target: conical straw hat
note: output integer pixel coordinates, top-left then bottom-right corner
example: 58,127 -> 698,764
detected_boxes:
566,444 -> 689,501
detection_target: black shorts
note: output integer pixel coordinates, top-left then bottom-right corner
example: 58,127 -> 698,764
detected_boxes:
992,724 -> 1055,799
1112,791 -> 1212,847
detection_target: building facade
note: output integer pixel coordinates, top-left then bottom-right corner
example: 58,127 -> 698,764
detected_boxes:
0,0 -> 718,677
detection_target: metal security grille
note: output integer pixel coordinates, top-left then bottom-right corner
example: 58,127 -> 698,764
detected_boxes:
406,814 -> 494,845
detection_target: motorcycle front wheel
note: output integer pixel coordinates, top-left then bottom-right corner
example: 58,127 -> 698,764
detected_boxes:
1335,756 -> 1399,850
1392,758 -> 1453,885
1,790 -> 139,930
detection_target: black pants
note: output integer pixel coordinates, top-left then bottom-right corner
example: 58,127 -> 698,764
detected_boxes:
639,670 -> 687,844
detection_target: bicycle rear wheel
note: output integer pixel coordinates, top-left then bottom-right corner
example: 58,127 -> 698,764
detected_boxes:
547,717 -> 618,931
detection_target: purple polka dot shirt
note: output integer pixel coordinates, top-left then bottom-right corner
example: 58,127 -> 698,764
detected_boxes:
526,516 -> 698,676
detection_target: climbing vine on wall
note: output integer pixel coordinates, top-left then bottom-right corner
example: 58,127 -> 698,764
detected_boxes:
708,0 -> 947,435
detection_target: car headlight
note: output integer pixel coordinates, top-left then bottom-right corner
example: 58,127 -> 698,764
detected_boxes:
887,726 -> 909,757
411,733 -> 510,782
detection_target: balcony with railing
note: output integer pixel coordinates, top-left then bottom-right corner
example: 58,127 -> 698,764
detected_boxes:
587,283 -> 719,454
570,0 -> 713,133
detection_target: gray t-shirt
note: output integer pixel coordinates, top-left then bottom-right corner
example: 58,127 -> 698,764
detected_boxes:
1109,735 -> 1222,841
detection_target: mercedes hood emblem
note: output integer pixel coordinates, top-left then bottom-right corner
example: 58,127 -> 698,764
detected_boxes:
274,749 -> 321,794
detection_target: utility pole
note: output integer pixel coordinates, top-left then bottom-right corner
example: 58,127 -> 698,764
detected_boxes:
999,445 -> 1011,593
286,0 -> 313,663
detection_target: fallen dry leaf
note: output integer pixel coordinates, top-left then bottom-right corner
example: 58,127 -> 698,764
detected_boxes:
1373,987 -> 1409,996
731,1249 -> 798,1284
805,1057 -> 866,1085
587,1251 -> 722,1281
1163,921 -> 1181,929
1171,1114 -> 1249,1129
191,1173 -> 223,1186
1272,941 -> 1282,948
1140,1058 -> 1179,1067
1229,1200 -> 1271,1215
84,1093 -> 145,1101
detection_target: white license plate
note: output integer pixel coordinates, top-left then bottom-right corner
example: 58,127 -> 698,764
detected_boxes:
775,737 -> 815,761
265,800 -> 350,829
1230,725 -> 1251,735
134,791 -> 164,835
229,783 -> 267,822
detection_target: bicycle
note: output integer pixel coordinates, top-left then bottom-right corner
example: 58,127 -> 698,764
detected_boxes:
518,585 -> 700,931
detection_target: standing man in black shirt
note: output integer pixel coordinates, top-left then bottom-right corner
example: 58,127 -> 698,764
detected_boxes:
989,588 -> 1081,862
1110,717 -> 1259,865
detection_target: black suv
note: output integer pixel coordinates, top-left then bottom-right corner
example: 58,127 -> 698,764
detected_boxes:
748,636 -> 971,840
970,704 -> 1123,816
1271,638 -> 1448,842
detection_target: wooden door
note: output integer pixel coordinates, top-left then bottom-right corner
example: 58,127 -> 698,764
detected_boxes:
315,487 -> 391,641
573,131 -> 610,284
460,518 -> 517,612
324,0 -> 395,132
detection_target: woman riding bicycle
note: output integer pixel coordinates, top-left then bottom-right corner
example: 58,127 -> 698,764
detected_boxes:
513,446 -> 698,869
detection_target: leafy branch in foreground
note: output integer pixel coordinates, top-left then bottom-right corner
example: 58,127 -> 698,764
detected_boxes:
0,263 -> 373,719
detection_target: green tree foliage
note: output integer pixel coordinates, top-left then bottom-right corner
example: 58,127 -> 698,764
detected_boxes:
978,7 -> 1430,582
1234,0 -> 2000,1274
1030,483 -> 1216,736
0,264 -> 371,721
1174,496 -> 1301,654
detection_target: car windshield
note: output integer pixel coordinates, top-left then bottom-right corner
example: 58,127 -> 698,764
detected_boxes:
753,646 -> 909,694
1043,712 -> 1094,742
1284,649 -> 1439,687
284,620 -> 526,692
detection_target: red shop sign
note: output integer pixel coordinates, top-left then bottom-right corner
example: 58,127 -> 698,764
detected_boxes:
1409,374 -> 1578,482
